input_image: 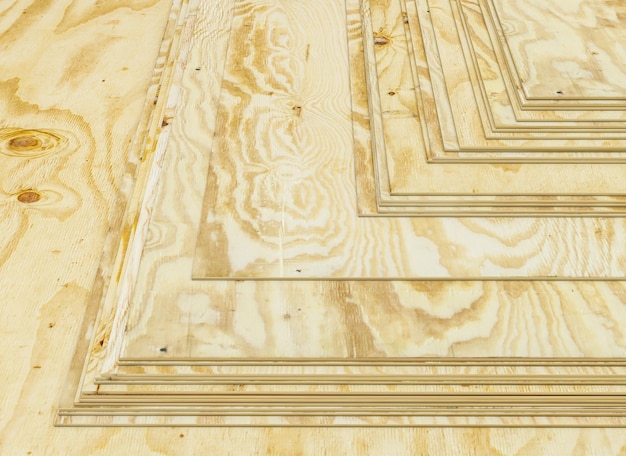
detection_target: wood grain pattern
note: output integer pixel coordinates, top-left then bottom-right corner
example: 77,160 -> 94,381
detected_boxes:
404,0 -> 626,159
489,0 -> 626,103
349,2 -> 626,216
455,0 -> 626,131
368,0 -> 626,212
48,0 -> 626,428
1,0 -> 625,436
479,0 -> 626,110
191,0 -> 626,278
2,0 -> 626,446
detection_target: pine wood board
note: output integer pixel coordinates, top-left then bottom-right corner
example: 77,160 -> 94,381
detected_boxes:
364,0 -> 626,213
2,0 -> 626,446
400,0 -> 626,160
453,0 -> 626,131
349,2 -> 623,216
50,0 -> 626,426
190,0 -> 626,278
8,426 -> 626,456
478,0 -> 626,111
451,0 -> 624,119
351,3 -> 626,216
487,0 -> 626,105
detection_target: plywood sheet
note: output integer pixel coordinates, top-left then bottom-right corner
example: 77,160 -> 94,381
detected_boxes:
488,0 -> 626,105
344,0 -> 626,216
454,0 -> 626,130
56,0 -> 626,426
363,0 -> 626,211
190,0 -> 626,279
350,2 -> 626,216
395,0 -> 626,161
3,0 -> 626,445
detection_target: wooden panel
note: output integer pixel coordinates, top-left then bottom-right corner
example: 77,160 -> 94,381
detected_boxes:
489,0 -> 626,103
2,0 -> 626,448
50,0 -> 626,427
454,0 -> 626,130
366,0 -> 626,212
376,0 -> 626,162
418,0 -> 626,156
356,0 -> 626,215
190,0 -> 626,279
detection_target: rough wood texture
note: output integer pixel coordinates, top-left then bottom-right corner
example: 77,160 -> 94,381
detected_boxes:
356,0 -> 626,216
45,0 -> 626,428
489,0 -> 626,103
2,0 -> 626,449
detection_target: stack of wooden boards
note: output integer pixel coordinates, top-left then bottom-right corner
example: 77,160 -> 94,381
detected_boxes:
361,0 -> 626,217
57,0 -> 626,426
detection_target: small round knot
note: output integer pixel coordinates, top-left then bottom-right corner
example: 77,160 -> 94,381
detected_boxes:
17,190 -> 41,204
0,128 -> 75,158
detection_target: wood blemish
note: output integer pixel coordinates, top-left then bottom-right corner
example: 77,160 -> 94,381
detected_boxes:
374,35 -> 391,46
0,128 -> 75,158
9,136 -> 40,149
17,191 -> 41,204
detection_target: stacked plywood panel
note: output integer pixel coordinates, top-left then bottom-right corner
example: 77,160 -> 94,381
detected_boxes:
57,0 -> 626,426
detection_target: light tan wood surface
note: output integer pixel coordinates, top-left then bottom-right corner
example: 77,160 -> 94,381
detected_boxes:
48,0 -> 626,428
2,0 -> 626,452
366,0 -> 626,219
357,0 -> 626,216
192,0 -> 626,278
488,0 -> 626,103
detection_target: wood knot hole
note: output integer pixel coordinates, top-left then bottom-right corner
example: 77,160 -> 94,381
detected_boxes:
0,128 -> 74,158
9,136 -> 41,150
17,191 -> 41,204
374,35 -> 391,46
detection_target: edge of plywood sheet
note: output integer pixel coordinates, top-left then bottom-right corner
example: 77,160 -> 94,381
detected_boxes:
56,0 -> 196,423
190,0 -> 626,279
367,0 -> 626,202
453,0 -> 626,134
405,0 -> 626,160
